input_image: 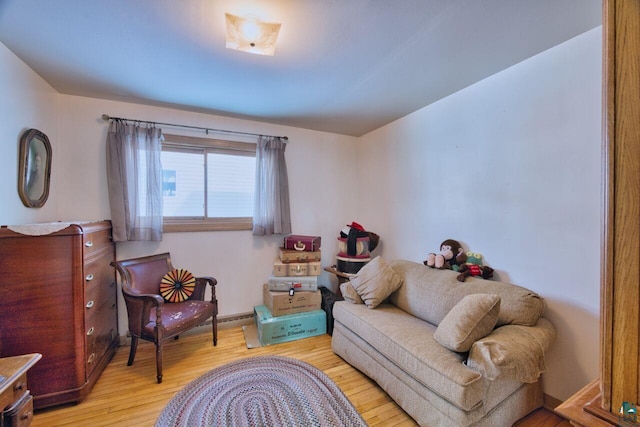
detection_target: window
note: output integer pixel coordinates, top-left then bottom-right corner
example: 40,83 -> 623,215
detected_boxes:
161,133 -> 256,232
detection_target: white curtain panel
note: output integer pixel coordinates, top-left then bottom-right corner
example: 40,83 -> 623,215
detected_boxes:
253,136 -> 291,236
106,121 -> 163,241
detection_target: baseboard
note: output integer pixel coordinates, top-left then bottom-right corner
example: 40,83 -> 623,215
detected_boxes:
216,311 -> 255,330
117,312 -> 254,346
544,393 -> 565,413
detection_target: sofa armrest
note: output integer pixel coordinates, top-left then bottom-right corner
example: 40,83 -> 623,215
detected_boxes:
466,317 -> 555,383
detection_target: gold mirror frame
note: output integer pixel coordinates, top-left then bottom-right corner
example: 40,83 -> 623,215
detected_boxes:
18,128 -> 52,208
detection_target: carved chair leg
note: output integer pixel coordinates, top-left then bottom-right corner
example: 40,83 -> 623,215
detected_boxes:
212,315 -> 218,346
156,343 -> 163,384
128,336 -> 139,366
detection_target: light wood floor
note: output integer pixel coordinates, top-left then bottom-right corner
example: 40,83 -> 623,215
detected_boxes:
32,327 -> 569,426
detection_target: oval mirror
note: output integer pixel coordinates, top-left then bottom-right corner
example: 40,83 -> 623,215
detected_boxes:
18,128 -> 52,208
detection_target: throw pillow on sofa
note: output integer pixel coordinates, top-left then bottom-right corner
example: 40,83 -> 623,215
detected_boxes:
340,281 -> 364,304
434,293 -> 501,352
350,256 -> 403,308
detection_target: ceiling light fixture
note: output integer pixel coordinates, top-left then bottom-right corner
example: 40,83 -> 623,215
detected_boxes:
225,13 -> 281,56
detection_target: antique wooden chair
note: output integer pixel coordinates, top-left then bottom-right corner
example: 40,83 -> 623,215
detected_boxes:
111,253 -> 218,383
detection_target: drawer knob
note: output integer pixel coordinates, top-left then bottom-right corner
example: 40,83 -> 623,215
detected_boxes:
14,382 -> 25,392
85,241 -> 93,247
86,300 -> 94,309
87,327 -> 95,336
88,353 -> 96,364
85,274 -> 94,281
21,411 -> 32,421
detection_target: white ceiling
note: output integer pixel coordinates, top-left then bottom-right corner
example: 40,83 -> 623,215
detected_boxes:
0,0 -> 601,137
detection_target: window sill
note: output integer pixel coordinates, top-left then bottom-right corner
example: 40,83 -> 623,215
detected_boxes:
163,218 -> 253,232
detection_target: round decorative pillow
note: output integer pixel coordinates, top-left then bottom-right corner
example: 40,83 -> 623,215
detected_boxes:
160,269 -> 196,303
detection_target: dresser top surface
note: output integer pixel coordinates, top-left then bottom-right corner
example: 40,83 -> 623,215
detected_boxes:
0,354 -> 41,395
0,220 -> 111,238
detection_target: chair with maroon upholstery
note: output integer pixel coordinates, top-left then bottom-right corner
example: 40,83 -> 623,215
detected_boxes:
111,253 -> 218,383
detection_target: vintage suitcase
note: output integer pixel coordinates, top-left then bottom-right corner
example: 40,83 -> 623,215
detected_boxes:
320,286 -> 344,336
273,260 -> 321,276
254,305 -> 326,345
285,261 -> 308,276
307,261 -> 322,276
284,235 -> 321,252
279,248 -> 322,263
268,275 -> 319,292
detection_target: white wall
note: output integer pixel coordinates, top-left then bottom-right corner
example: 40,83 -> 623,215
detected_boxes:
0,42 -> 60,223
356,27 -> 602,401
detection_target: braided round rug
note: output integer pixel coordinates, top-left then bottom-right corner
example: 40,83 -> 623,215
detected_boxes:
156,355 -> 367,427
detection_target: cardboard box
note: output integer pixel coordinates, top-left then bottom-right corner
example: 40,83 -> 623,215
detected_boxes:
263,283 -> 322,316
254,305 -> 326,345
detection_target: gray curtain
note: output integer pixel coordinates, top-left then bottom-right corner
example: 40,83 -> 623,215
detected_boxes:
253,136 -> 291,236
106,121 -> 164,242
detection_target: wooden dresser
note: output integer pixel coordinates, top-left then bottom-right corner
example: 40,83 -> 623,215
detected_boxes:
0,221 -> 118,409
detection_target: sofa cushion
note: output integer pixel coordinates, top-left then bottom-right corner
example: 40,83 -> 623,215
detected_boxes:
388,260 -> 544,327
467,318 -> 556,383
332,320 -> 528,425
350,256 -> 402,308
332,301 -> 486,411
434,294 -> 501,352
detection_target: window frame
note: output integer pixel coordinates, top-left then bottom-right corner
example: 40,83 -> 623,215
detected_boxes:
161,133 -> 257,233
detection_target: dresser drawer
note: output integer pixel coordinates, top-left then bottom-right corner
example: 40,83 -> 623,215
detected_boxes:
3,374 -> 28,409
84,256 -> 117,310
3,391 -> 32,427
85,295 -> 118,377
82,229 -> 112,259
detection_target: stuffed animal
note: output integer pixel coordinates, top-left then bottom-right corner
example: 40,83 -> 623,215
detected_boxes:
424,239 -> 467,270
457,252 -> 494,282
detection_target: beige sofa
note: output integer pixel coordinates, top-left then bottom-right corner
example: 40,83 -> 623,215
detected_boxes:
332,259 -> 555,426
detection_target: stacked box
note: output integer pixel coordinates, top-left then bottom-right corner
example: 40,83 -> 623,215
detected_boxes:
335,225 -> 377,275
271,235 -> 322,292
254,305 -> 326,345
262,284 -> 321,316
336,255 -> 371,274
254,233 -> 327,346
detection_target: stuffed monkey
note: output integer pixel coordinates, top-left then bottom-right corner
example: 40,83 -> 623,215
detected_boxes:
424,239 -> 467,270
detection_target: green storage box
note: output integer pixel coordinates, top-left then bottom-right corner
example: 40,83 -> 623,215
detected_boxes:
254,305 -> 326,345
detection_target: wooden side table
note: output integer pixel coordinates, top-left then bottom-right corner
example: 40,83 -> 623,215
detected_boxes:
0,354 -> 41,427
323,266 -> 356,296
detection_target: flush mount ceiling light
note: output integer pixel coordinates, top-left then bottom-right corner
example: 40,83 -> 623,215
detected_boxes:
225,13 -> 282,56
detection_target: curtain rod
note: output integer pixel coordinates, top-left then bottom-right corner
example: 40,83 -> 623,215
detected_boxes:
101,114 -> 288,141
